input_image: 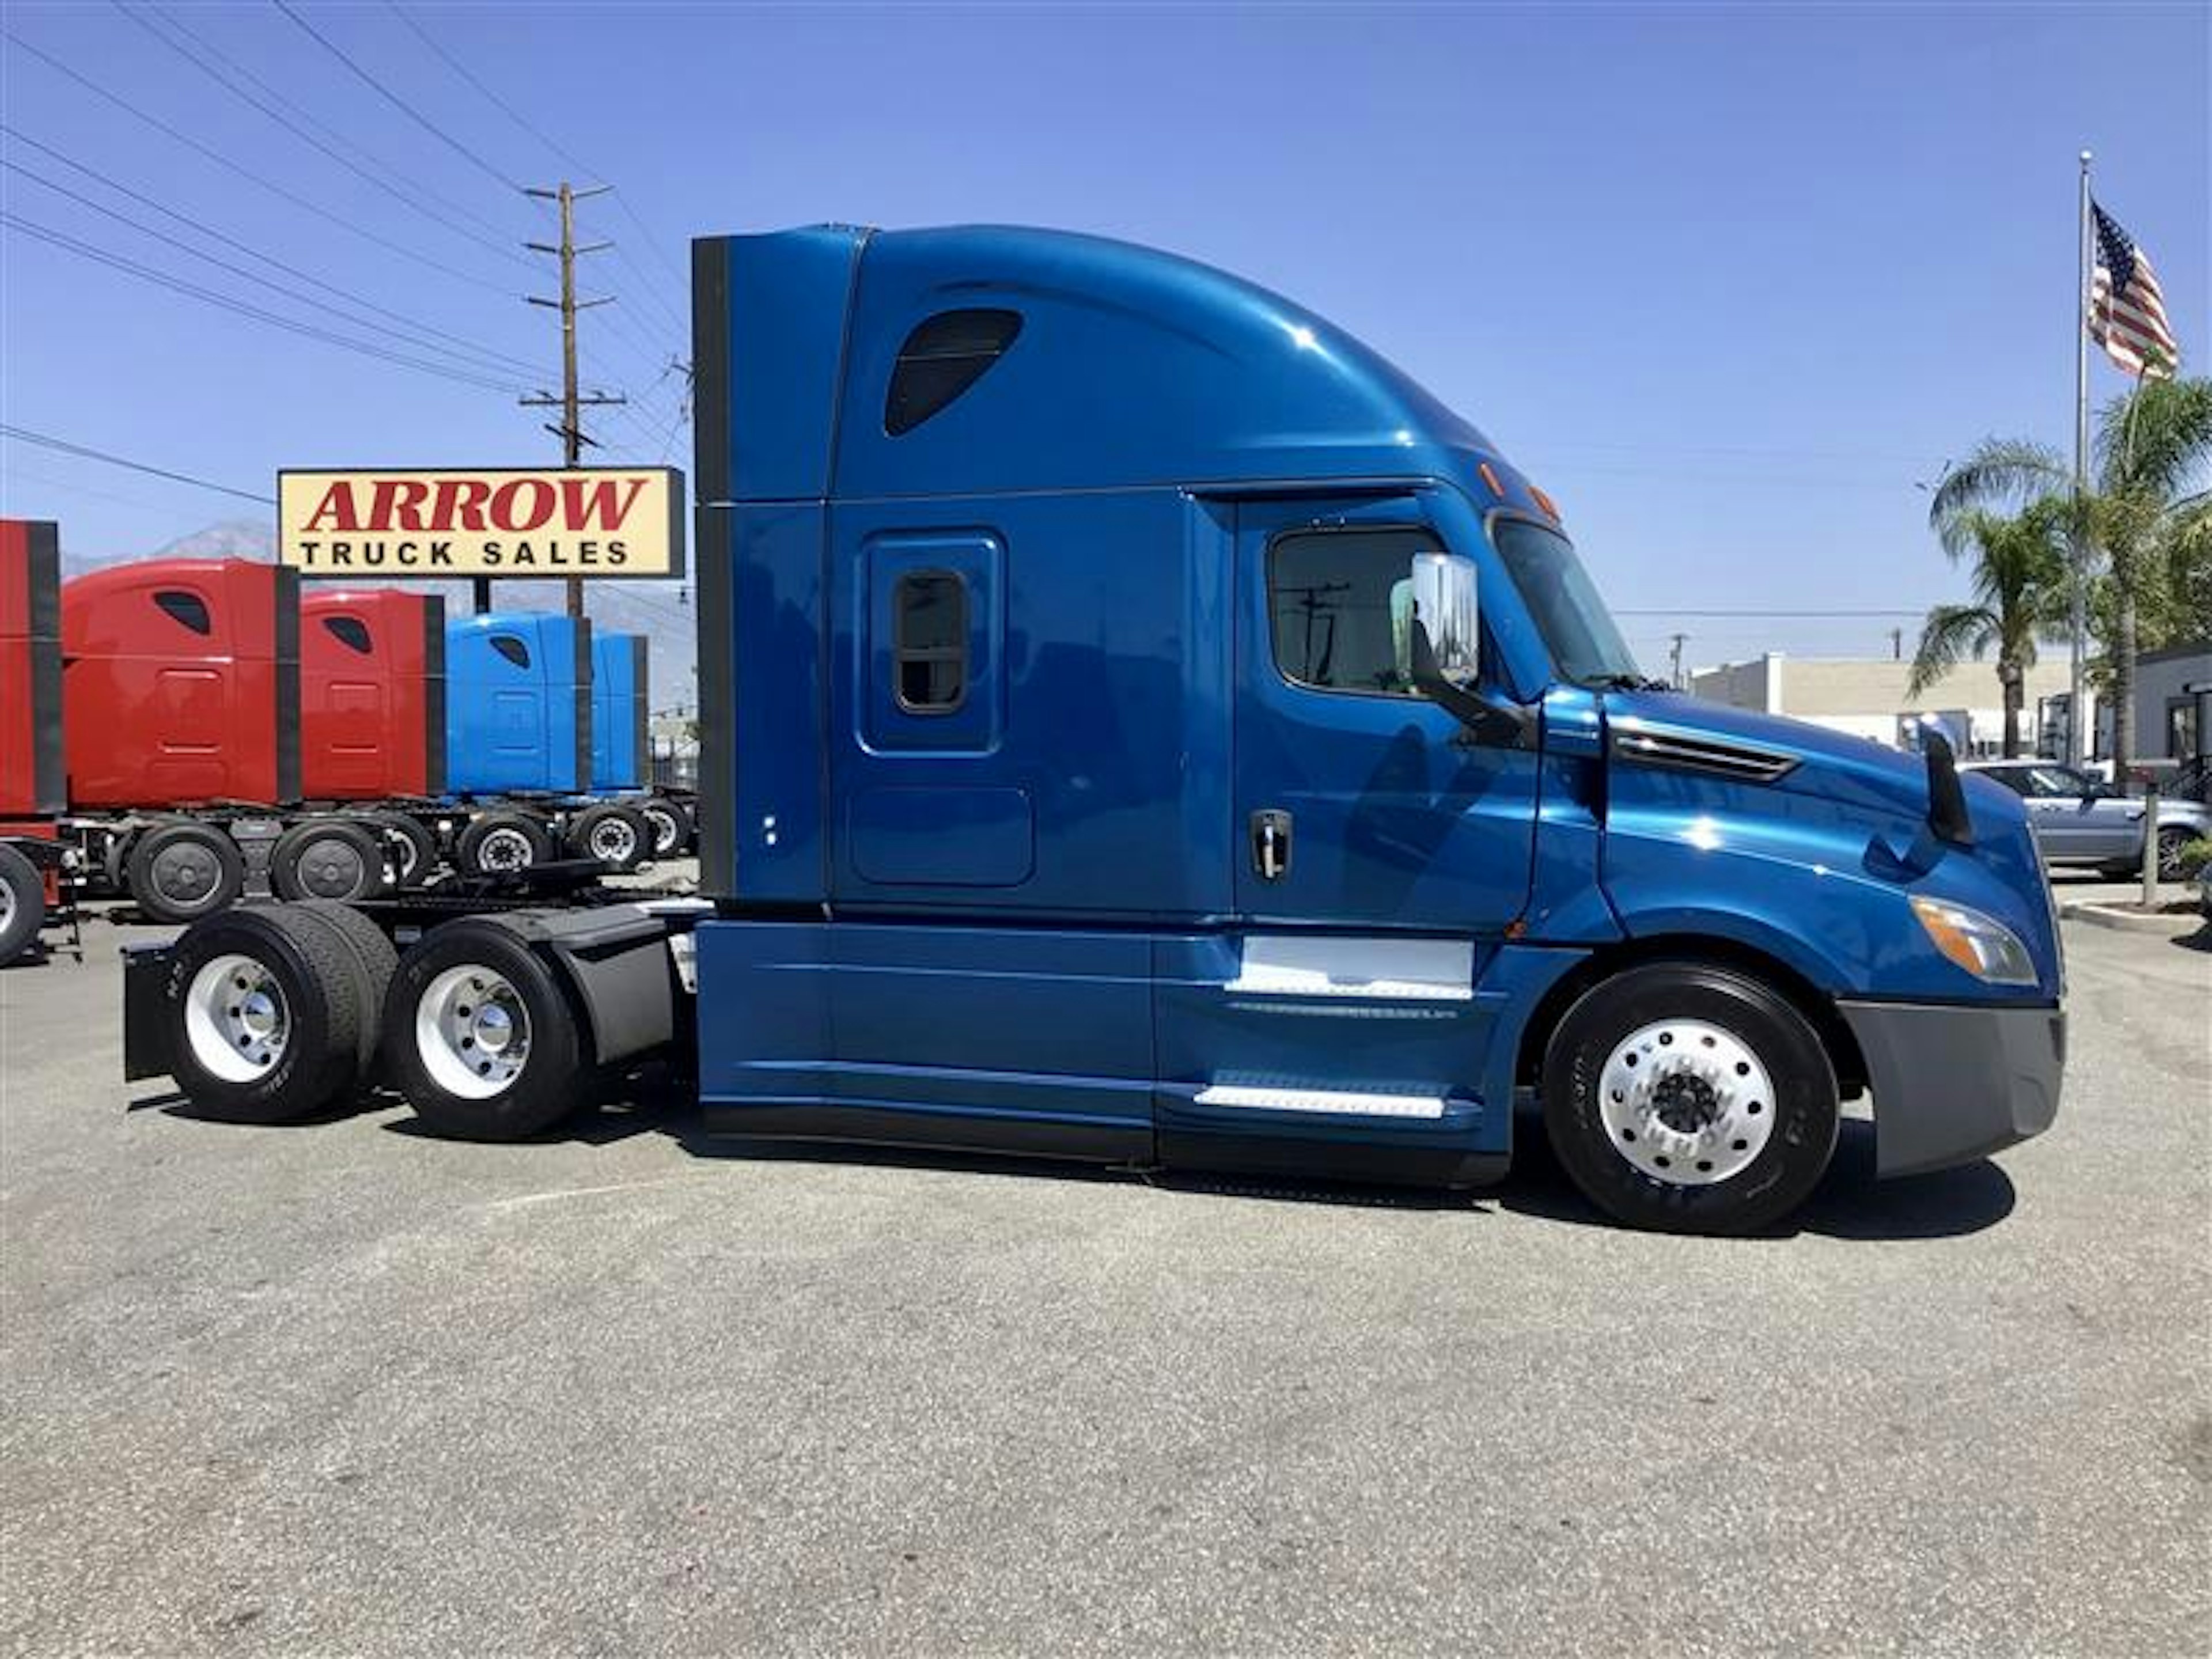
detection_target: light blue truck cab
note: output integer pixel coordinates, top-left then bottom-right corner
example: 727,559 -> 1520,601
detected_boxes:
589,631 -> 650,793
685,225 -> 2065,1233
445,612 -> 593,797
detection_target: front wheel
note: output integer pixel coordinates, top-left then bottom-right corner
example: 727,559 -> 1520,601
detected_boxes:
1541,963 -> 1839,1235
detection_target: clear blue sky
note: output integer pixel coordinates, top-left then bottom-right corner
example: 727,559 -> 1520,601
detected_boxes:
2,1 -> 2205,669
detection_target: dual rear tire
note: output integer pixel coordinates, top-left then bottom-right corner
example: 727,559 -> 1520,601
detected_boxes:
159,906 -> 587,1141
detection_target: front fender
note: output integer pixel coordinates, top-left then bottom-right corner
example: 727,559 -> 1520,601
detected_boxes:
1602,797 -> 2048,1004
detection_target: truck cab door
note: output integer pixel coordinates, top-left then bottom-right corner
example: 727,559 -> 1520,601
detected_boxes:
1229,494 -> 1537,927
1154,491 -> 1539,1179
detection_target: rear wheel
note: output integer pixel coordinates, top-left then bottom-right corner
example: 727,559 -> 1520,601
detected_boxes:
382,921 -> 585,1139
1541,963 -> 1839,1235
270,818 -> 392,903
294,900 -> 399,1077
564,803 -> 649,872
125,821 -> 245,925
363,811 -> 438,888
161,906 -> 368,1123
454,811 -> 552,878
0,842 -> 45,965
638,796 -> 693,859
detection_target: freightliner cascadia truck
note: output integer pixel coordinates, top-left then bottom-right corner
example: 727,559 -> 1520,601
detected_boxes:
0,538 -> 689,957
117,225 -> 2066,1234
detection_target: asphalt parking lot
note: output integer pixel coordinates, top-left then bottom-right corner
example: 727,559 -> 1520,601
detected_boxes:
2,887 -> 2207,1656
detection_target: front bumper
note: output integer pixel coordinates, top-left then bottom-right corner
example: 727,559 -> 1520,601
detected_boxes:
1839,999 -> 2065,1178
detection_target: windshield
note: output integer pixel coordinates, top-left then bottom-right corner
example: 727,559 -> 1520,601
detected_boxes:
1491,517 -> 1642,688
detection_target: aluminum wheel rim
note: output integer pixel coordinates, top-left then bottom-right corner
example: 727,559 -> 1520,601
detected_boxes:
151,839 -> 222,907
184,953 -> 290,1084
1597,1018 -> 1774,1186
643,806 -> 680,856
415,964 -> 531,1099
298,833 -> 370,898
586,816 -> 638,865
476,827 -> 535,873
2157,830 -> 2186,881
0,878 -> 14,935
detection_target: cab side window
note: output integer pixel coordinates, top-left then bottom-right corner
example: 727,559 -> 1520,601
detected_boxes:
893,571 -> 967,713
1267,528 -> 1445,697
322,615 -> 373,656
153,589 -> 212,636
490,635 -> 531,671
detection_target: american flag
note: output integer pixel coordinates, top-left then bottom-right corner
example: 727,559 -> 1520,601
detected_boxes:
2089,202 -> 2180,378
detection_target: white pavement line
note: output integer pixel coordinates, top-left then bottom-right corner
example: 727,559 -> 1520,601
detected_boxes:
486,1172 -> 721,1211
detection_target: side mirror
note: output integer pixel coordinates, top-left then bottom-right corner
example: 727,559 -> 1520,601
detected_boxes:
1406,551 -> 1479,692
1402,550 -> 1529,747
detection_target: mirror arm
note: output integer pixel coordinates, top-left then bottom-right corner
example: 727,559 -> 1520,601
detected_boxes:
1411,622 -> 1535,749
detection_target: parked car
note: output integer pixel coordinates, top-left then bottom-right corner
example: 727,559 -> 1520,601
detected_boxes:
1965,761 -> 2212,880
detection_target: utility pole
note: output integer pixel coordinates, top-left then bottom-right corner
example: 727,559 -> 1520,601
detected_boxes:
522,181 -> 624,620
1889,627 -> 1904,661
1668,632 -> 1687,690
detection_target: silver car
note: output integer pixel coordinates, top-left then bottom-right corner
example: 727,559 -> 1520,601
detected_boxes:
1966,761 -> 2211,881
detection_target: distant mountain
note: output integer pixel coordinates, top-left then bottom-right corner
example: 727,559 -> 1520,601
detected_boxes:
58,518 -> 700,715
58,517 -> 275,577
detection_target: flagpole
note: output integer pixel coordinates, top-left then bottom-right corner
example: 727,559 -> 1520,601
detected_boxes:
2069,149 -> 2093,767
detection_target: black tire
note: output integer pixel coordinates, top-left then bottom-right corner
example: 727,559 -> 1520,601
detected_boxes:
160,906 -> 367,1124
563,802 -> 649,872
363,810 -> 438,888
270,818 -> 392,903
454,810 -> 552,878
125,820 -> 245,926
638,796 -> 693,859
381,919 -> 585,1140
0,842 -> 45,965
294,900 -> 399,1077
1541,963 -> 1839,1236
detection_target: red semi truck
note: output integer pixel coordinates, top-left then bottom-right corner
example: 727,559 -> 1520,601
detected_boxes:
0,520 -> 688,963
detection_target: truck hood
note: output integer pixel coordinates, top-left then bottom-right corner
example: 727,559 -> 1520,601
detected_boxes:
1602,689 -> 1981,826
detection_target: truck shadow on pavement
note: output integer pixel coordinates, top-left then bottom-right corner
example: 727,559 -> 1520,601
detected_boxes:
1491,1114 -> 2017,1241
396,1084 -> 2018,1240
141,1080 -> 2016,1241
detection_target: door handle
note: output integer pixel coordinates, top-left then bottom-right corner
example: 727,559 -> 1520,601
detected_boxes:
1251,809 -> 1292,881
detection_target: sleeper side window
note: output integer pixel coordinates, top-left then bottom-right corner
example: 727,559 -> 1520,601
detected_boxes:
885,309 -> 1023,436
322,615 -> 373,656
153,589 -> 212,636
894,571 -> 968,713
490,634 -> 531,671
1267,528 -> 1447,698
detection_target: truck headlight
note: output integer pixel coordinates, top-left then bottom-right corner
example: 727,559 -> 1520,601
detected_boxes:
1910,895 -> 2039,987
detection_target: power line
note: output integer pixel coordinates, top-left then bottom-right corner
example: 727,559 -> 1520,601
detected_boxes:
118,1 -> 539,275
3,210 -> 526,393
2,152 -> 542,384
2,26 -> 521,296
272,0 -> 520,193
389,2 -> 691,336
0,425 -> 276,505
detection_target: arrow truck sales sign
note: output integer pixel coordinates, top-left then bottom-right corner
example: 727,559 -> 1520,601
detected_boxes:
277,467 -> 685,579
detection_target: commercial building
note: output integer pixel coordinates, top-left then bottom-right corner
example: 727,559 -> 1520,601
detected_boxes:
1688,653 -> 2087,757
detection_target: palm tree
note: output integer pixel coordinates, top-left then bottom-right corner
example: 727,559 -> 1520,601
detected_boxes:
1928,376 -> 2212,771
1907,501 -> 2071,757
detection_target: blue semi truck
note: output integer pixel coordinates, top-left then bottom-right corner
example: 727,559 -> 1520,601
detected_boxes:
120,224 -> 2065,1233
